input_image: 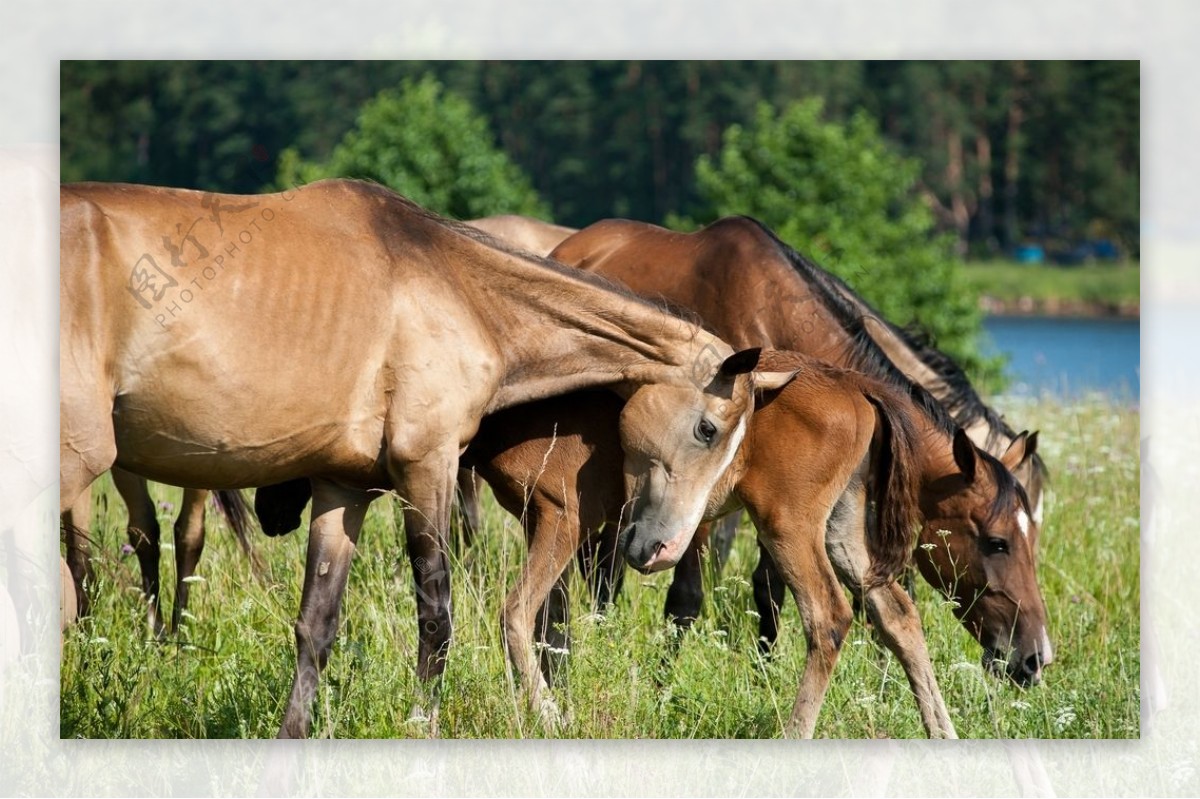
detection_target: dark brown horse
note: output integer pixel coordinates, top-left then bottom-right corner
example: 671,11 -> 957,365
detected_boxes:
60,179 -> 774,738
549,217 -> 1053,686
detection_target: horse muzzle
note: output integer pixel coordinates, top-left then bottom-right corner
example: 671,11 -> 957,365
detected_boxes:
621,523 -> 686,574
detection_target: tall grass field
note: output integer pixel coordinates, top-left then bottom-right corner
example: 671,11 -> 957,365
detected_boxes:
60,397 -> 1139,739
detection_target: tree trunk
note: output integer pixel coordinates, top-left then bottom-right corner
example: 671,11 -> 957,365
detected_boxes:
974,82 -> 996,254
1003,61 -> 1027,249
946,128 -> 971,257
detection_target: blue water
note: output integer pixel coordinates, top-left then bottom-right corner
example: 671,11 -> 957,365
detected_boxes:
980,316 -> 1140,400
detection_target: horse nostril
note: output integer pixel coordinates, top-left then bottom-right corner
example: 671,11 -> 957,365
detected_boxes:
652,541 -> 667,558
1024,653 -> 1043,675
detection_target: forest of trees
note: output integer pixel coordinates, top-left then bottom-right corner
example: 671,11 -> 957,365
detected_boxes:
61,60 -> 1139,259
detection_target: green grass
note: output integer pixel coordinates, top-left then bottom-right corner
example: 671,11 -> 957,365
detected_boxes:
60,398 -> 1139,739
964,260 -> 1140,312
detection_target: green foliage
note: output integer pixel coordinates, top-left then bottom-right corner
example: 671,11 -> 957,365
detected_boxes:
59,398 -> 1138,739
62,61 -> 1139,260
275,77 -> 548,220
680,97 -> 998,383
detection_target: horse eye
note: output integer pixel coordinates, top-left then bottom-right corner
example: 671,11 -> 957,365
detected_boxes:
695,418 -> 717,444
985,536 -> 1010,555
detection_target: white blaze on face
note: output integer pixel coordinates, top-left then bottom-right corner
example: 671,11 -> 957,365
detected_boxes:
1040,626 -> 1054,665
1016,508 -> 1031,538
654,413 -> 749,570
1033,492 -> 1045,527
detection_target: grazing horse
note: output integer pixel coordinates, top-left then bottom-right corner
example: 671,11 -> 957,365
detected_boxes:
60,179 -> 778,738
464,213 -> 1049,565
468,351 -> 1042,737
549,217 -> 1053,686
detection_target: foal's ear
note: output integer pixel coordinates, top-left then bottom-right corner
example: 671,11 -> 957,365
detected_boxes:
719,347 -> 762,377
952,428 -> 977,484
752,367 -> 801,393
1000,430 -> 1039,470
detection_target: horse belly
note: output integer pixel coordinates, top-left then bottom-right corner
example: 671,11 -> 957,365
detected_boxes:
110,382 -> 388,490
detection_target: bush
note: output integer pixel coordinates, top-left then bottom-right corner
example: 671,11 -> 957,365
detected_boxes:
675,97 -> 999,386
276,76 -> 548,221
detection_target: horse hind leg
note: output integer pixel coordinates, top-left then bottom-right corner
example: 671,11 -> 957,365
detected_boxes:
111,468 -> 165,637
170,488 -> 209,633
825,474 -> 957,739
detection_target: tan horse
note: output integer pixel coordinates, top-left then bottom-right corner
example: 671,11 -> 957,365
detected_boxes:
60,179 -> 781,738
550,217 -> 1053,687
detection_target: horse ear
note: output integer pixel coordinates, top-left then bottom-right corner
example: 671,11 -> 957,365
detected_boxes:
753,367 -> 801,393
953,428 -> 977,483
1000,430 -> 1037,470
719,347 -> 762,377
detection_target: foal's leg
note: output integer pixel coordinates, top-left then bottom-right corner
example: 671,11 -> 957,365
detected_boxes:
170,488 -> 209,633
111,467 -> 164,636
824,493 -> 957,739
278,479 -> 372,739
503,499 -> 580,728
750,496 -> 854,739
752,544 -> 788,655
664,523 -> 711,629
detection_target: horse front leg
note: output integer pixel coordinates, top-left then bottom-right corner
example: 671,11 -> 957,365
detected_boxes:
61,484 -> 94,620
752,543 -> 787,655
664,522 -> 710,630
389,448 -> 457,734
862,582 -> 957,738
278,480 -> 372,739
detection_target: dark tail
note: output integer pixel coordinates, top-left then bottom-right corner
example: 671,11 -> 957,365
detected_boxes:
862,390 -> 922,588
211,490 -> 261,570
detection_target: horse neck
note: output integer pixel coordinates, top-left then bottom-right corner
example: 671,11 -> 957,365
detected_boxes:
465,245 -> 723,411
906,409 -> 965,500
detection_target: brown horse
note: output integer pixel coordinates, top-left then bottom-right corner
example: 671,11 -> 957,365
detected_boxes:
462,214 -> 1048,577
466,214 -> 1048,517
469,348 -> 1046,737
60,179 -> 780,738
549,217 -> 1053,686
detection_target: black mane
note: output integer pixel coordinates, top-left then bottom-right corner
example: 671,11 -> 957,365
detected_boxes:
737,215 -> 1048,484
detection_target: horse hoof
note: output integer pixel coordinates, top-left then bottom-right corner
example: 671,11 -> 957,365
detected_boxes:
536,698 -> 564,732
407,705 -> 440,737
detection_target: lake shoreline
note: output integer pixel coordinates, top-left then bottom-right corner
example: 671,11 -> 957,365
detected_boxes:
979,295 -> 1140,319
